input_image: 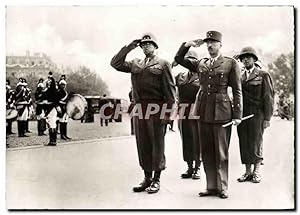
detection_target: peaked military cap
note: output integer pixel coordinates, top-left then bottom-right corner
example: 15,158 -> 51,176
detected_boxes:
203,31 -> 222,42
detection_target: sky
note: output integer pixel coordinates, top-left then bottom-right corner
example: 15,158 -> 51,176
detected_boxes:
6,6 -> 294,99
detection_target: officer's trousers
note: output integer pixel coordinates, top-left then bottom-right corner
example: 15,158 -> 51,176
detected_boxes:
200,122 -> 231,192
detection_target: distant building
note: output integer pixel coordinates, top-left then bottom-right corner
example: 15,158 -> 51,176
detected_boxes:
6,50 -> 57,78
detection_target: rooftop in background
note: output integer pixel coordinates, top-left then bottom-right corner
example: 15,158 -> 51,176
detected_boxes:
6,50 -> 57,70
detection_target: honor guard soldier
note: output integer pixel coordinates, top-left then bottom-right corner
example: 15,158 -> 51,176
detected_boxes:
111,33 -> 176,194
15,78 -> 30,137
236,47 -> 274,183
35,78 -> 47,136
6,79 -> 16,135
44,72 -> 59,146
57,79 -> 71,140
172,50 -> 202,180
175,31 -> 242,199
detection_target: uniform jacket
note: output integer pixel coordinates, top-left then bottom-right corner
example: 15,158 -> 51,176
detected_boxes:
241,67 -> 274,121
111,46 -> 176,107
175,71 -> 200,117
111,45 -> 176,171
175,43 -> 242,123
57,88 -> 68,116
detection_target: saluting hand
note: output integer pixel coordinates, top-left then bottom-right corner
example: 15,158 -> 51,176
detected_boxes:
128,39 -> 142,50
185,39 -> 204,48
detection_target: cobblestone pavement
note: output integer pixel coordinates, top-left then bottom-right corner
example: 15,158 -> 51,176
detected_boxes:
6,114 -> 132,148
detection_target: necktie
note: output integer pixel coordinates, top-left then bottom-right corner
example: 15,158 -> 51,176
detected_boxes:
210,58 -> 215,67
145,57 -> 150,65
247,70 -> 251,79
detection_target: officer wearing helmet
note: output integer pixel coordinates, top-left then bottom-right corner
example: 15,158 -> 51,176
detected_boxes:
172,50 -> 202,180
236,47 -> 274,184
175,31 -> 242,199
111,33 -> 176,194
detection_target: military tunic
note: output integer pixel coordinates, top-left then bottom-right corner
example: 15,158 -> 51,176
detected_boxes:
44,77 -> 58,129
175,43 -> 242,192
175,71 -> 201,163
111,45 -> 176,171
57,88 -> 69,123
237,67 -> 274,164
35,85 -> 45,118
15,84 -> 29,121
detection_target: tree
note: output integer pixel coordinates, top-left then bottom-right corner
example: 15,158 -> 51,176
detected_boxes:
268,53 -> 294,96
66,66 -> 110,96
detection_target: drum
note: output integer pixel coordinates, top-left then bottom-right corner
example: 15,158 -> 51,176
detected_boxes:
6,109 -> 18,121
66,94 -> 87,120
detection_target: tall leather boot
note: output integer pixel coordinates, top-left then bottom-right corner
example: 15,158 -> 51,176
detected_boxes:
60,122 -> 67,140
52,128 -> 57,146
7,121 -> 15,135
25,120 -> 31,133
37,120 -> 42,136
21,121 -> 29,137
64,123 -> 72,139
48,128 -> 53,145
17,121 -> 22,137
192,160 -> 201,180
40,119 -> 47,135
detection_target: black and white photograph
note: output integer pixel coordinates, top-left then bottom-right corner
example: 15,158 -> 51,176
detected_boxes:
4,2 -> 296,211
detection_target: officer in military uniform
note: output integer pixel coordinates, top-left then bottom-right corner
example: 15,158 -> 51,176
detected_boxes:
173,50 -> 202,180
44,72 -> 59,146
15,78 -> 30,137
35,78 -> 47,136
111,33 -> 176,194
236,47 -> 274,183
175,31 -> 242,199
57,79 -> 72,140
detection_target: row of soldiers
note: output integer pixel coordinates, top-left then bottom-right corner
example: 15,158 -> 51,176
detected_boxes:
6,72 -> 71,146
111,31 -> 274,198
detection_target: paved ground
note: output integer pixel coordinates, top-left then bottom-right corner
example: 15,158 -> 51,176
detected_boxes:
6,117 -> 295,210
6,114 -> 131,148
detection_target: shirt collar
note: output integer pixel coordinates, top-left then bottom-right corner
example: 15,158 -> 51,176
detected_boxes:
210,53 -> 220,62
248,66 -> 255,73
